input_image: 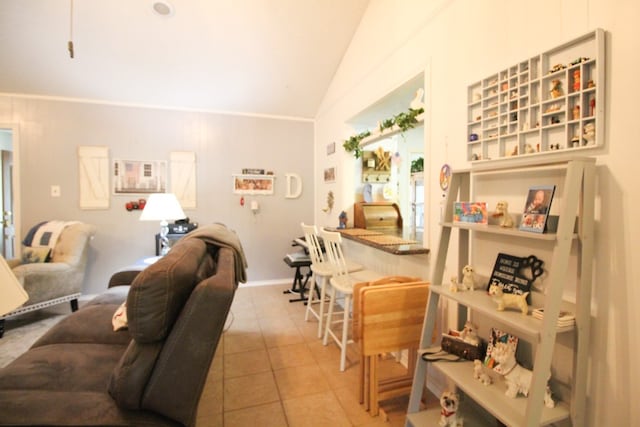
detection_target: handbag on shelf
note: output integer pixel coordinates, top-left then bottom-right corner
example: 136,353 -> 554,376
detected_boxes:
440,331 -> 486,361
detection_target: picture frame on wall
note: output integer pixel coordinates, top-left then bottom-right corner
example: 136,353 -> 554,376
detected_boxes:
326,142 -> 336,156
113,159 -> 167,195
519,185 -> 556,233
232,175 -> 275,195
324,167 -> 336,183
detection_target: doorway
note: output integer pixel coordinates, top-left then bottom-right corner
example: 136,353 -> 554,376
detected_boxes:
0,125 -> 20,260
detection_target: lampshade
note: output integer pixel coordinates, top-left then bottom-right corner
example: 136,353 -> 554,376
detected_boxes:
139,193 -> 186,222
0,255 -> 28,316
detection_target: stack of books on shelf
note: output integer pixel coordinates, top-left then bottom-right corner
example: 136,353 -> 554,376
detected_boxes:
532,308 -> 575,329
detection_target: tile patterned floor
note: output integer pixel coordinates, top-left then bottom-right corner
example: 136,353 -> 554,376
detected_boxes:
195,283 -> 424,427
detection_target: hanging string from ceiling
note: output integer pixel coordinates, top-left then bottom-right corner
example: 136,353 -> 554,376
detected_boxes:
68,0 -> 74,58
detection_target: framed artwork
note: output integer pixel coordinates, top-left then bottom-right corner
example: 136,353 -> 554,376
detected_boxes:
113,159 -> 167,195
233,175 -> 274,195
326,142 -> 336,156
519,185 -> 556,233
324,167 -> 336,183
453,202 -> 488,224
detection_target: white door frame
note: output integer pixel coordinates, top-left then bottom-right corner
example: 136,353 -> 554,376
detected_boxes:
0,123 -> 21,257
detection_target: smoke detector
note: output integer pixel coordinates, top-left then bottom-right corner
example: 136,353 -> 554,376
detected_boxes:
152,1 -> 174,17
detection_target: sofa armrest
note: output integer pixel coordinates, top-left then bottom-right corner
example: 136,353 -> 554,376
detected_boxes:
108,270 -> 142,288
6,258 -> 22,269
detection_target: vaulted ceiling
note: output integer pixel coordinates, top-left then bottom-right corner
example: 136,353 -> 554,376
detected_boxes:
0,0 -> 369,119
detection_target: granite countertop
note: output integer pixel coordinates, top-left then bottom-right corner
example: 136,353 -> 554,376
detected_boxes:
333,228 -> 429,255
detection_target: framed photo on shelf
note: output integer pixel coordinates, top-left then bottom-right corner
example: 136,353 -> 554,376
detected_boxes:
519,185 -> 556,233
453,202 -> 488,224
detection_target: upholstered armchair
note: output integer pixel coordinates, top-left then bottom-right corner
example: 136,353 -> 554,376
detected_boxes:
0,222 -> 95,338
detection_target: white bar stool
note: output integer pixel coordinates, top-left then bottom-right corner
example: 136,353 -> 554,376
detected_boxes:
320,228 -> 384,371
301,223 -> 362,338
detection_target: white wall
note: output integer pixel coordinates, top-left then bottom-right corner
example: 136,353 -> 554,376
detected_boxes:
0,96 -> 314,293
315,0 -> 640,424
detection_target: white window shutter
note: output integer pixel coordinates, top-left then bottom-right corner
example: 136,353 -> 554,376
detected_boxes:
170,151 -> 196,209
78,146 -> 109,209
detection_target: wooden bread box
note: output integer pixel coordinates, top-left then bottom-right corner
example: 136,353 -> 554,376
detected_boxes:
353,202 -> 403,230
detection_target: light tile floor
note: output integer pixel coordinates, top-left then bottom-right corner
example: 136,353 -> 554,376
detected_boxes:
195,283 -> 430,427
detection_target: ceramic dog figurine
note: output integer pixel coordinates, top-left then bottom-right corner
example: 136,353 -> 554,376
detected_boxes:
488,283 -> 529,315
439,391 -> 463,426
491,342 -> 555,408
473,359 -> 492,385
460,321 -> 480,346
492,201 -> 514,228
461,265 -> 475,290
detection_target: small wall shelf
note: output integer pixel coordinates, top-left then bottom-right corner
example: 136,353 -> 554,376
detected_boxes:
467,29 -> 605,163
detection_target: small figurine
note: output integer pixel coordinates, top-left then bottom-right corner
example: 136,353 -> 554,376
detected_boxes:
338,211 -> 347,229
461,265 -> 475,291
449,276 -> 459,293
524,144 -> 535,154
589,97 -> 596,116
583,123 -> 595,145
460,320 -> 479,345
509,146 -> 518,156
488,283 -> 529,315
571,136 -> 581,148
491,342 -> 555,408
439,391 -> 462,427
473,359 -> 492,386
550,79 -> 563,98
492,201 -> 514,228
573,69 -> 581,92
548,63 -> 566,74
572,105 -> 580,120
551,116 -> 561,124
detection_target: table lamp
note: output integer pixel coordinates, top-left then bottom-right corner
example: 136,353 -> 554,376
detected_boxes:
0,255 -> 28,316
139,193 -> 186,256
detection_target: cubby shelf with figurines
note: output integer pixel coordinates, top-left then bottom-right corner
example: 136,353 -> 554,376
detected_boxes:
467,28 -> 605,163
406,157 -> 595,427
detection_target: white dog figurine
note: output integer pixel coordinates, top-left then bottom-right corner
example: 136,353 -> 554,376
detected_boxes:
439,391 -> 463,427
473,359 -> 492,386
461,265 -> 475,291
491,342 -> 555,408
488,283 -> 529,315
460,321 -> 480,346
449,276 -> 459,293
492,200 -> 514,228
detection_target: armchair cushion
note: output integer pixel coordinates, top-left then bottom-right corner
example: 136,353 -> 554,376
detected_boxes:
21,247 -> 51,264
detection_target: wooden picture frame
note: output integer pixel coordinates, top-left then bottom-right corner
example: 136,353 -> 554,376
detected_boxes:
324,167 -> 336,183
232,174 -> 274,195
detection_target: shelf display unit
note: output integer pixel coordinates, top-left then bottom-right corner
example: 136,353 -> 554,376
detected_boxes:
406,157 -> 595,427
467,29 -> 604,163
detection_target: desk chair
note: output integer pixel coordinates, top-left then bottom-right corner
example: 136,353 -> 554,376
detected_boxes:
320,228 -> 384,371
301,223 -> 362,338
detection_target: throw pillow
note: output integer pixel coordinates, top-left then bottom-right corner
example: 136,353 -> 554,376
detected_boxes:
112,302 -> 128,331
21,247 -> 51,264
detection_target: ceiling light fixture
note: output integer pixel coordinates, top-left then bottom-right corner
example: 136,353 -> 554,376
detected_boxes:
68,0 -> 74,58
152,1 -> 174,17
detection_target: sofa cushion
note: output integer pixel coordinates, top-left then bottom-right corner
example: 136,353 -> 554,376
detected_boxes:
126,239 -> 215,344
31,303 -> 132,348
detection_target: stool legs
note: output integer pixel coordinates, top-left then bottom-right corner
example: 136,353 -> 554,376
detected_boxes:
322,284 -> 351,372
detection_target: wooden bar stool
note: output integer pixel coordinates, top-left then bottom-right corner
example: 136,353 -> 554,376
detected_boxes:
301,223 -> 362,338
320,228 -> 384,371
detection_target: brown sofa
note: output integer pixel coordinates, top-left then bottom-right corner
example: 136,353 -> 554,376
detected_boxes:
0,224 -> 245,426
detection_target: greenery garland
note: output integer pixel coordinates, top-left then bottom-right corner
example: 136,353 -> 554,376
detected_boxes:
342,107 -> 424,158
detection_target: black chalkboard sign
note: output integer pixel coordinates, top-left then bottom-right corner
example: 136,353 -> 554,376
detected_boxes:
486,253 -> 544,299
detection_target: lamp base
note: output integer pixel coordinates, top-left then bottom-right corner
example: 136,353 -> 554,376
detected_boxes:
159,220 -> 170,256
